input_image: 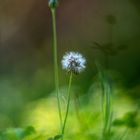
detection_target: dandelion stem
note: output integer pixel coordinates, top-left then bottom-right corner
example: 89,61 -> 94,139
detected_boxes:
51,8 -> 62,130
62,72 -> 73,140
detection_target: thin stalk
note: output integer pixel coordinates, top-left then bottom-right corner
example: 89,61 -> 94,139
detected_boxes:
103,80 -> 112,140
51,9 -> 62,130
95,62 -> 105,120
62,72 -> 73,140
95,62 -> 112,140
109,24 -> 114,44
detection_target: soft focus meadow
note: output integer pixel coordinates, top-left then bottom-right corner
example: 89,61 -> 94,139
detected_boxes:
0,0 -> 140,140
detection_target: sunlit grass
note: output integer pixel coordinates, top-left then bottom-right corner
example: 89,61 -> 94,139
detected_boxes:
20,84 -> 140,140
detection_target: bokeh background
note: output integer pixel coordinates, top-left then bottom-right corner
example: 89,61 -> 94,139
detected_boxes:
0,0 -> 140,137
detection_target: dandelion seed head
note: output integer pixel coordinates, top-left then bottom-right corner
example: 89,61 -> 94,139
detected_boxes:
61,52 -> 86,74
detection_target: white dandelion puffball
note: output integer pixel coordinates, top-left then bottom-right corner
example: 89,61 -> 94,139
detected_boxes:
61,52 -> 86,74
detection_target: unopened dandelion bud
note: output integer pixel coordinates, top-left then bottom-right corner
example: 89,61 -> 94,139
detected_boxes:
61,52 -> 86,74
48,0 -> 59,9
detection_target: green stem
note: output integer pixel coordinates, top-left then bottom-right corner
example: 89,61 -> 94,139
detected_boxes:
103,81 -> 112,140
95,62 -> 112,140
62,72 -> 73,140
51,8 -> 62,130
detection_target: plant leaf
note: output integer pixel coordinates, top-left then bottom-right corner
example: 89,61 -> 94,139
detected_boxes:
54,135 -> 62,140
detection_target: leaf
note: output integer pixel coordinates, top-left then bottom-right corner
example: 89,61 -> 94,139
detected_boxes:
123,112 -> 138,128
3,129 -> 18,140
113,112 -> 138,128
117,45 -> 128,51
91,42 -> 118,55
47,138 -> 54,140
54,135 -> 62,140
47,135 -> 62,140
24,126 -> 36,136
0,126 -> 36,140
113,119 -> 125,126
13,126 -> 36,139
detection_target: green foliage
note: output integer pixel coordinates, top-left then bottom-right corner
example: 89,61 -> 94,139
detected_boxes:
48,134 -> 62,140
0,126 -> 37,140
113,111 -> 138,128
0,126 -> 63,140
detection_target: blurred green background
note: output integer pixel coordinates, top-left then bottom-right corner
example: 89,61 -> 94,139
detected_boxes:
0,0 -> 140,139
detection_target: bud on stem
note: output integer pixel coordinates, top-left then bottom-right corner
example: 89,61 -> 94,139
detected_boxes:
48,0 -> 59,9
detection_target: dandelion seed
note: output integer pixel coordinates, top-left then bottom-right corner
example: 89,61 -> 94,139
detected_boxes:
61,52 -> 86,74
